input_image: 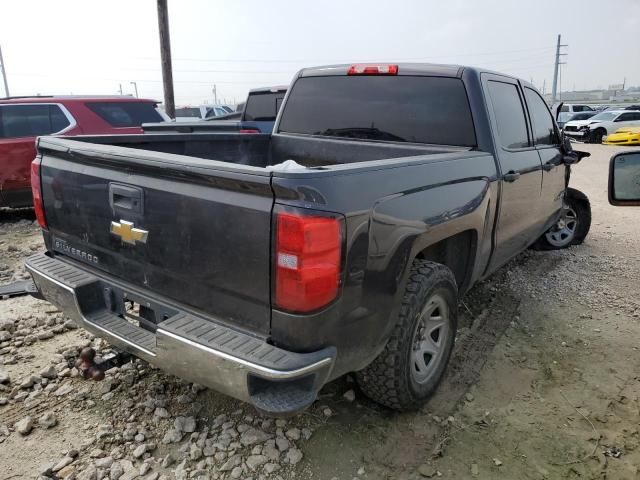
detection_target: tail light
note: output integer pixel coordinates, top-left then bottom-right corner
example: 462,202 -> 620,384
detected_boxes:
31,157 -> 47,230
347,64 -> 398,76
239,129 -> 260,134
275,211 -> 343,313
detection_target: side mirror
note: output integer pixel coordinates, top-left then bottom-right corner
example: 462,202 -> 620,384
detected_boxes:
609,151 -> 640,206
561,134 -> 590,164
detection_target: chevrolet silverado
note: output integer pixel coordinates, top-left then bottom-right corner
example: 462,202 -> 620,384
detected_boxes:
26,63 -> 590,415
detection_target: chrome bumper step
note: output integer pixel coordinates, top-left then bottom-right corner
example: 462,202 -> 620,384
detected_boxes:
26,253 -> 335,414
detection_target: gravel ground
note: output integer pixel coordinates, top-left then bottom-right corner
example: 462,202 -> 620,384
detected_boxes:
0,144 -> 639,480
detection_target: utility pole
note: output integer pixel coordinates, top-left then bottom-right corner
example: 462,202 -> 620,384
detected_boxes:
130,81 -> 139,97
551,34 -> 568,104
542,79 -> 546,95
118,83 -> 123,96
212,85 -> 217,104
0,45 -> 10,97
157,0 -> 175,118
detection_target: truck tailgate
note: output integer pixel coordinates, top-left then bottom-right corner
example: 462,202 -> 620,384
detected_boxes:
37,138 -> 274,335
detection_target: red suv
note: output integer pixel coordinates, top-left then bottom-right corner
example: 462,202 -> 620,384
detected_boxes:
0,96 -> 167,208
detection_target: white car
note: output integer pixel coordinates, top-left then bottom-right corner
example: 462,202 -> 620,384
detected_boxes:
563,110 -> 640,143
174,105 -> 230,122
560,104 -> 595,114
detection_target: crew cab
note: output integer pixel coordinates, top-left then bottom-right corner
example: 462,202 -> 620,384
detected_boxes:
0,96 -> 167,208
27,64 -> 590,414
143,86 -> 287,134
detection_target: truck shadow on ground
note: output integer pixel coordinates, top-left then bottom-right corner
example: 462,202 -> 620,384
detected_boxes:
301,255 -> 533,479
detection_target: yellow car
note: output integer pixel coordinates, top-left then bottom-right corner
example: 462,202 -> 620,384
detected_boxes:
604,127 -> 640,146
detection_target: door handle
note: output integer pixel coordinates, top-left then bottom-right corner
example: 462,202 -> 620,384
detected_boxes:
109,183 -> 144,214
503,171 -> 521,183
543,161 -> 556,172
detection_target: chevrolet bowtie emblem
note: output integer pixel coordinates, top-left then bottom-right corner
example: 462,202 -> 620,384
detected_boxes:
110,220 -> 148,245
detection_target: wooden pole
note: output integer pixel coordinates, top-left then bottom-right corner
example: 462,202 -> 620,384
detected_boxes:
157,0 -> 175,118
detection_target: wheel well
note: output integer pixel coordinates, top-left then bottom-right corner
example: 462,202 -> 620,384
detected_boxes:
415,230 -> 476,292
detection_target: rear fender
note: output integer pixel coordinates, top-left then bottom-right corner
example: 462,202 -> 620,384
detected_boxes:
366,178 -> 494,349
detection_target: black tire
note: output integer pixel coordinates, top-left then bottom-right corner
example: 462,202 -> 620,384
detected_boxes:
355,260 -> 458,410
590,128 -> 606,144
532,187 -> 591,250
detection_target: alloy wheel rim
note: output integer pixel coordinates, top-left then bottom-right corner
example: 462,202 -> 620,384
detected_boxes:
545,207 -> 578,247
411,293 -> 449,384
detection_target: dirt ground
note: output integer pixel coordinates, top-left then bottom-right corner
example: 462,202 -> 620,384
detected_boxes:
1,143 -> 639,480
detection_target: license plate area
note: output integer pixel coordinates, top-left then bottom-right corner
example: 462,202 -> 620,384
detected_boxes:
101,284 -> 178,333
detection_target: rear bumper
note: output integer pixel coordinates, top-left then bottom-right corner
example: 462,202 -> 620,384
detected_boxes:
26,252 -> 335,414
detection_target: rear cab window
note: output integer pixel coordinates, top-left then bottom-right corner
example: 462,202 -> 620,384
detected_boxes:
0,104 -> 72,139
86,102 -> 163,127
278,75 -> 476,147
243,91 -> 286,121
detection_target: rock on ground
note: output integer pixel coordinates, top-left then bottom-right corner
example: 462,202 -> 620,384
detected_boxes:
38,412 -> 57,428
15,416 -> 34,435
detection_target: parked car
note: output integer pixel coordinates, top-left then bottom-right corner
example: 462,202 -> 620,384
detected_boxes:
0,95 -> 167,208
557,111 -> 598,130
563,110 -> 640,143
602,105 -> 640,111
608,151 -> 640,205
603,127 -> 640,146
174,105 -> 229,122
144,86 -> 288,134
27,63 -> 590,415
560,104 -> 595,113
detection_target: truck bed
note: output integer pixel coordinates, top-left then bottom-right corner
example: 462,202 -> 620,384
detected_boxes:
56,133 -> 474,169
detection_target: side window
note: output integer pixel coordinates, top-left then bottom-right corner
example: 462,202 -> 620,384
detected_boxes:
86,102 -> 164,126
50,105 -> 71,132
487,81 -> 529,149
524,87 -> 559,146
616,113 -> 632,122
560,105 -> 569,112
0,104 -> 71,139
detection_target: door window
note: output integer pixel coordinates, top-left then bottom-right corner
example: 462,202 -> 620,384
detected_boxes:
615,113 -> 634,122
487,81 -> 529,149
0,104 -> 71,139
525,88 -> 559,146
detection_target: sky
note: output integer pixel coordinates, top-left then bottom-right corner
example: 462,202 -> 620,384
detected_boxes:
1,0 -> 638,105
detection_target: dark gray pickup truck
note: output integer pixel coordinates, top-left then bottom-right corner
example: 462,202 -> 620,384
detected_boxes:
26,63 -> 590,415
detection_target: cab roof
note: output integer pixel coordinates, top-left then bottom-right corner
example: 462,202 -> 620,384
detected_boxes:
298,63 -> 465,78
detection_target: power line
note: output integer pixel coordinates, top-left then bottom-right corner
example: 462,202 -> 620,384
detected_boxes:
126,45 -> 557,64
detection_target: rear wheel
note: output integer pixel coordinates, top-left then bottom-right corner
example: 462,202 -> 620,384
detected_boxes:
356,260 -> 458,410
533,188 -> 591,250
